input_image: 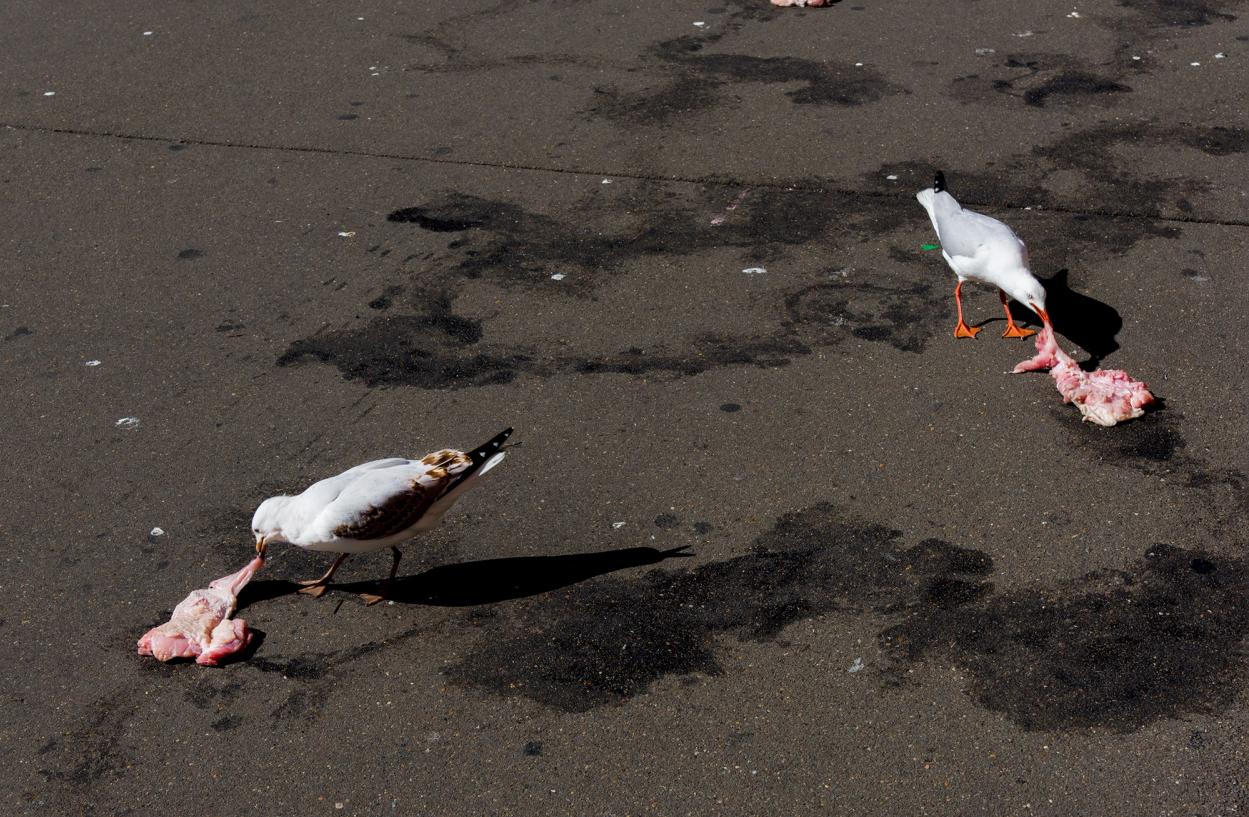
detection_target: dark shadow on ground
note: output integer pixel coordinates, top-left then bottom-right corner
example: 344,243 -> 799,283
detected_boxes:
238,546 -> 692,608
967,270 -> 1120,366
1042,268 -> 1122,368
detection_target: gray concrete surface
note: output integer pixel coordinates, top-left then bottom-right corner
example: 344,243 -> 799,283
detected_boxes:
2,0 -> 1248,814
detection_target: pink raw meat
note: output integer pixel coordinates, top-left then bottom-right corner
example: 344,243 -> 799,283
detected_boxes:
1013,323 -> 1155,426
137,555 -> 264,666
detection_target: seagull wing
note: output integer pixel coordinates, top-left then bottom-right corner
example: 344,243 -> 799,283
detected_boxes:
311,459 -> 468,542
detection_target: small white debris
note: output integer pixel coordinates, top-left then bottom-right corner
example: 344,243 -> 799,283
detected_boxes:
356,16 -> 365,21
549,273 -> 566,281
143,31 -> 153,36
854,62 -> 864,67
693,21 -> 707,27
150,527 -> 165,537
1132,55 -> 1141,60
115,417 -> 140,429
371,72 -> 380,76
885,174 -> 898,180
1191,61 -> 1201,66
337,231 -> 356,237
741,267 -> 767,274
1014,30 -> 1034,38
43,91 -> 56,97
975,48 -> 996,55
601,179 -> 612,184
849,657 -> 864,673
84,359 -> 101,367
1215,52 -> 1226,59
612,521 -> 626,529
1066,10 -> 1081,18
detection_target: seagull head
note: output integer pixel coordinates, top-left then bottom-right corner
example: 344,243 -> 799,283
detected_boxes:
252,496 -> 292,554
1006,275 -> 1049,325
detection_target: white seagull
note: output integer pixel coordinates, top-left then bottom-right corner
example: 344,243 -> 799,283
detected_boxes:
252,427 -> 512,604
916,171 -> 1049,339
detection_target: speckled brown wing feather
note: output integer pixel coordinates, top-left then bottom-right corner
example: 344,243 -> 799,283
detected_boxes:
331,478 -> 445,541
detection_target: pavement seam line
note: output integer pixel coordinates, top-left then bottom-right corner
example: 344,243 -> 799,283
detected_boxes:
6,121 -> 1249,229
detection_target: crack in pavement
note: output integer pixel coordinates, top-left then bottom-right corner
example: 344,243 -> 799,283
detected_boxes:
5,120 -> 1249,228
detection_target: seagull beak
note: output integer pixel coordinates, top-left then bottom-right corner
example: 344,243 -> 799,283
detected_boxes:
1033,305 -> 1050,325
256,536 -> 267,556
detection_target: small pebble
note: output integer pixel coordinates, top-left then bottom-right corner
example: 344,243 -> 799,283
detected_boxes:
150,527 -> 165,537
549,273 -> 566,281
84,359 -> 101,367
43,91 -> 56,97
337,231 -> 355,237
741,267 -> 767,274
115,417 -> 140,429
612,522 -> 626,529
885,174 -> 898,180
1214,52 -> 1226,59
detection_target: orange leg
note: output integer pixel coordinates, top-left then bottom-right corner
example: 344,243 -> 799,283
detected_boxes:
361,547 -> 402,606
999,290 -> 1037,338
298,553 -> 350,597
953,281 -> 981,338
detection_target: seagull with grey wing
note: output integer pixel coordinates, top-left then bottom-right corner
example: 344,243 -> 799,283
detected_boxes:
252,428 -> 512,604
916,171 -> 1050,339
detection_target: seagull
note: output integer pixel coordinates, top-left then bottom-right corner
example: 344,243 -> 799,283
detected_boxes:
916,171 -> 1049,339
252,428 -> 512,604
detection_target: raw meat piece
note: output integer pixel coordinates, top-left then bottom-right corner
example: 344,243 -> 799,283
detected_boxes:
1013,323 -> 1155,426
137,555 -> 263,666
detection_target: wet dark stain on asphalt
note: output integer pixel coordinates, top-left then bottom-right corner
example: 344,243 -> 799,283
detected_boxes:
1021,72 -> 1132,107
176,248 -> 203,260
382,189 -> 830,287
587,76 -> 723,125
586,30 -> 900,124
784,279 -> 948,354
277,292 -> 531,389
1118,0 -> 1237,26
446,504 -> 991,712
951,53 -> 1132,110
449,503 -> 1249,732
881,543 -> 1249,731
1049,407 -> 1248,524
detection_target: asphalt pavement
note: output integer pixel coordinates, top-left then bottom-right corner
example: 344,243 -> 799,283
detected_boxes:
2,1 -> 1248,814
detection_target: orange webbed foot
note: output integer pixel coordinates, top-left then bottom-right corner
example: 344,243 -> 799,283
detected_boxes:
954,321 -> 982,339
1002,323 -> 1037,339
297,584 -> 329,597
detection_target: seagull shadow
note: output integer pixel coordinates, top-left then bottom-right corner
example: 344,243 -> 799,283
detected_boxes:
238,545 -> 693,609
971,270 -> 1121,369
1042,269 -> 1122,368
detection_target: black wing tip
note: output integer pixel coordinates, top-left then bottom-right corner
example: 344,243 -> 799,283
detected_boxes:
470,427 -> 514,461
934,171 -> 947,193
